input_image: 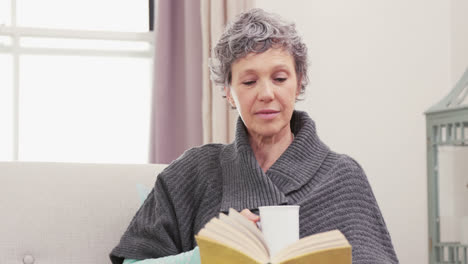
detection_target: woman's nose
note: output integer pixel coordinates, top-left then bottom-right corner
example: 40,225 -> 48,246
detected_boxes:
257,80 -> 275,102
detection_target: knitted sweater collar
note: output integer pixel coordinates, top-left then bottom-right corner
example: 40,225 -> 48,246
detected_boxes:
219,110 -> 330,213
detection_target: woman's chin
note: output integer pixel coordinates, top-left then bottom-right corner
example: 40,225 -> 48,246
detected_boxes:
250,125 -> 287,139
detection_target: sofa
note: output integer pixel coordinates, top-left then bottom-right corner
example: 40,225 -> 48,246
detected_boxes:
0,161 -> 167,264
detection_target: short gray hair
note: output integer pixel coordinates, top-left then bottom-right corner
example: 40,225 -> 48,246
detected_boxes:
209,8 -> 309,95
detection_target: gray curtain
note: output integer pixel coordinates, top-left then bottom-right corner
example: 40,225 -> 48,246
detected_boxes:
149,0 -> 203,164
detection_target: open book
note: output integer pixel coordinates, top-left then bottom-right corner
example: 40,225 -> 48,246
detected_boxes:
195,209 -> 351,264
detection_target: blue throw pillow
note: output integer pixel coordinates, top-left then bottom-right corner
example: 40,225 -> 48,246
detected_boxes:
136,183 -> 152,205
123,247 -> 201,264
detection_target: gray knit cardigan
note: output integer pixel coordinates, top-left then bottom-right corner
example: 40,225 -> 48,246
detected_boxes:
110,111 -> 399,263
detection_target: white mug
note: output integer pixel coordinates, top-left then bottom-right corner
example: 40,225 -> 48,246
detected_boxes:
258,205 -> 300,257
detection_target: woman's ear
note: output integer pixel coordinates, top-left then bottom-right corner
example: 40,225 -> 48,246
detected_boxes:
224,86 -> 236,108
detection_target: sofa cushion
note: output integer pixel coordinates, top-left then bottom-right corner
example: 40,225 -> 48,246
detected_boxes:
0,161 -> 167,264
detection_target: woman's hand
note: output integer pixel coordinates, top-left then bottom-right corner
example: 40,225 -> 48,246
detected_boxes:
240,209 -> 260,225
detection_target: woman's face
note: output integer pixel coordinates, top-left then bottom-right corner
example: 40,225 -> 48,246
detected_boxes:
226,48 -> 300,139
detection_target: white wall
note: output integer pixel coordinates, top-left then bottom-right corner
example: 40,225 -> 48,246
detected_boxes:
451,0 -> 468,83
254,1 -> 452,263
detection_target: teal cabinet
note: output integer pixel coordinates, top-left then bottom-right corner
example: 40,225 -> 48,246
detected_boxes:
425,68 -> 468,264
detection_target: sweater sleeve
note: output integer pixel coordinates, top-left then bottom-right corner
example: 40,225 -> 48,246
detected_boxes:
337,157 -> 399,264
110,174 -> 184,264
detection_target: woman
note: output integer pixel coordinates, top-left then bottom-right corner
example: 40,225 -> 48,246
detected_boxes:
111,8 -> 398,264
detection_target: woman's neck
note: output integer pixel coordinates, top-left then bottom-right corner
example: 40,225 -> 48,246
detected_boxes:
248,126 -> 294,173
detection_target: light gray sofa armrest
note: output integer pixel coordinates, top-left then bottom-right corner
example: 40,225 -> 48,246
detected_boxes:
0,162 -> 167,264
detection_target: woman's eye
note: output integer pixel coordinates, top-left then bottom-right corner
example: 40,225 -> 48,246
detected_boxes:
275,78 -> 287,83
243,80 -> 256,86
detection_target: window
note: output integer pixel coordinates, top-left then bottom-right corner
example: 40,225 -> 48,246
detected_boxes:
0,54 -> 13,160
0,0 -> 154,163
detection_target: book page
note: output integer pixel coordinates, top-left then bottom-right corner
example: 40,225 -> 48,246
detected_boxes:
219,213 -> 269,258
228,208 -> 270,254
199,218 -> 266,262
276,246 -> 352,264
273,240 -> 350,263
197,228 -> 242,251
271,230 -> 350,263
196,235 -> 263,264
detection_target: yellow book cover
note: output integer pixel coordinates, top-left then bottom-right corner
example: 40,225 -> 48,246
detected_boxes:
195,209 -> 352,264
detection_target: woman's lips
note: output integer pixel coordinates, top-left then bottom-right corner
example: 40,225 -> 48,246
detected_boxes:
255,111 -> 280,120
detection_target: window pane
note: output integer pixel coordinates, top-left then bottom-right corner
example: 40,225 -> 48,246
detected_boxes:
0,0 -> 11,25
21,37 -> 150,51
0,35 -> 12,47
17,0 -> 148,32
0,54 -> 13,161
438,146 -> 468,243
19,55 -> 152,163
